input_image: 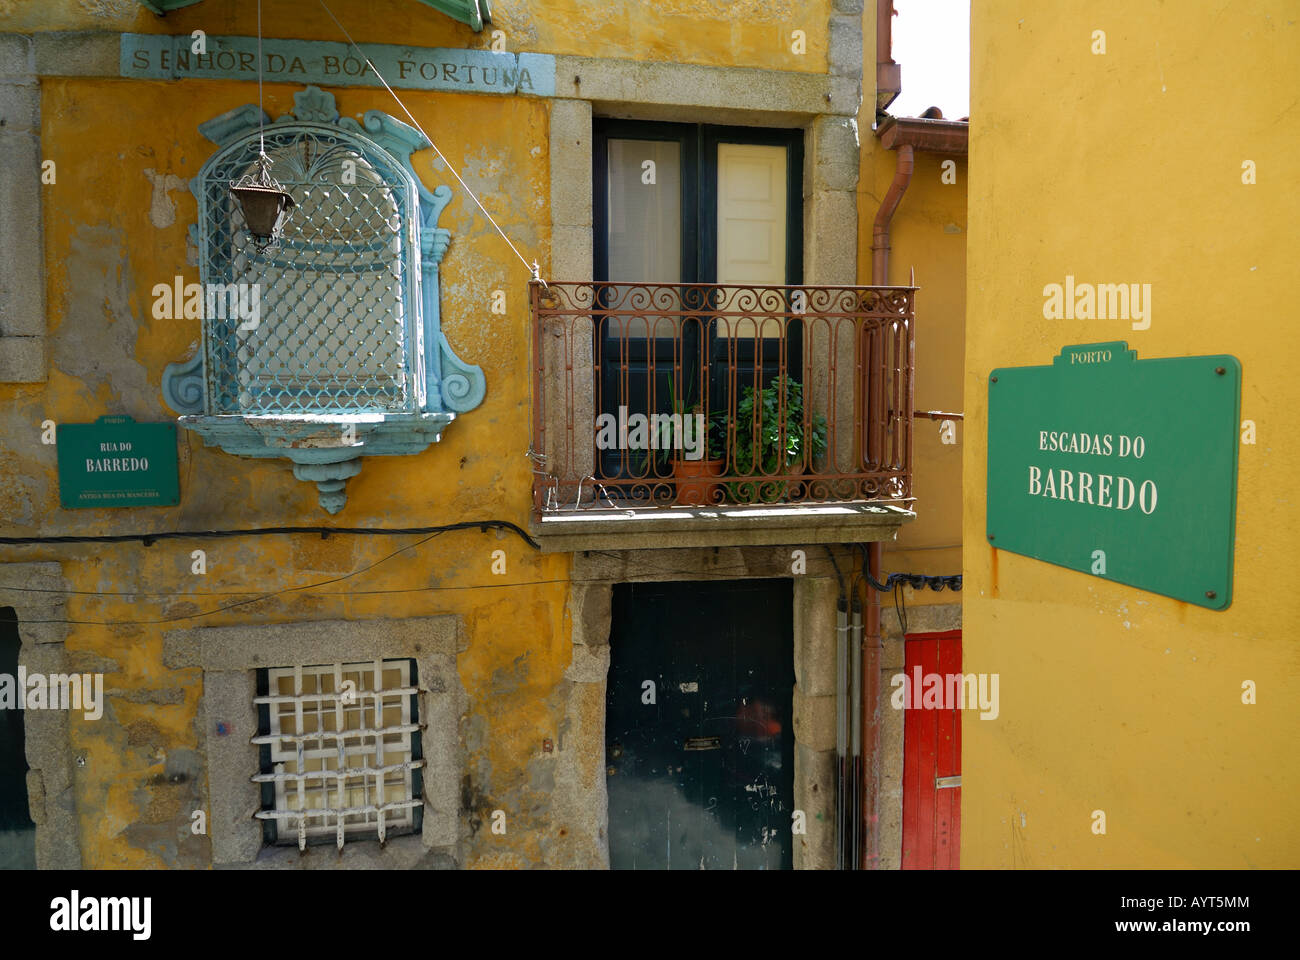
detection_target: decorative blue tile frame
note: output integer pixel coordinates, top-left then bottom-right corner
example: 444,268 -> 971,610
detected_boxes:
163,86 -> 485,513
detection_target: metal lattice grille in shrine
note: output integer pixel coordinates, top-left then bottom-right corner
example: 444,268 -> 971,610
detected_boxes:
198,128 -> 420,415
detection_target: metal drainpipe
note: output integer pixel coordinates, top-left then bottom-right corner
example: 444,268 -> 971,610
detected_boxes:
849,591 -> 863,868
862,542 -> 882,869
835,597 -> 848,870
871,143 -> 915,286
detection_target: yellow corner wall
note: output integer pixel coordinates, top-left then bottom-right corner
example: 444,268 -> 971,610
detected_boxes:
964,0 -> 1299,867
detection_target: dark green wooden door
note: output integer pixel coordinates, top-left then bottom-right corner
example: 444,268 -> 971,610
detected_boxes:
605,579 -> 794,869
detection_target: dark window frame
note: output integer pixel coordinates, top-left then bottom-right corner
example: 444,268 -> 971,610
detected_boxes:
593,120 -> 804,286
592,120 -> 806,482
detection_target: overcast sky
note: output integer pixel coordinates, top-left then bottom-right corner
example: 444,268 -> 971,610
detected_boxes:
887,0 -> 971,120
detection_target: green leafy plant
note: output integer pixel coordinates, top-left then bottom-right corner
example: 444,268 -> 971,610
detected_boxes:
703,409 -> 727,461
725,375 -> 827,503
638,373 -> 696,476
655,375 -> 690,459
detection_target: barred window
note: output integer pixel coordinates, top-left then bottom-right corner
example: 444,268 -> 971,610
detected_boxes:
198,125 -> 421,415
253,660 -> 423,850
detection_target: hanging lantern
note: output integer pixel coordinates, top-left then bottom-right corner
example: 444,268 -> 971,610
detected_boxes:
230,153 -> 294,249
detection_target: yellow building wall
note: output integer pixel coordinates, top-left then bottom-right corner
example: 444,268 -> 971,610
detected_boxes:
3,74 -> 568,867
0,0 -> 850,869
963,0 -> 1299,867
1,0 -> 829,74
854,0 -> 966,606
859,146 -> 968,606
0,0 -> 823,868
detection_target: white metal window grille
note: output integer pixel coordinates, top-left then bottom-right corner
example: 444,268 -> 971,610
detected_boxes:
252,660 -> 423,850
199,126 -> 420,415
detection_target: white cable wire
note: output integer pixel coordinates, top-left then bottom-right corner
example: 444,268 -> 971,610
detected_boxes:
257,0 -> 265,156
316,0 -> 542,281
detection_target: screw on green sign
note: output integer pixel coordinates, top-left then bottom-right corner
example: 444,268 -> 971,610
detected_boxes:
56,416 -> 180,509
986,343 -> 1240,610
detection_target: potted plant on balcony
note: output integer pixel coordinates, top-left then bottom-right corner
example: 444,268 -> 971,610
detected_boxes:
724,375 -> 828,504
648,377 -> 724,506
671,403 -> 727,506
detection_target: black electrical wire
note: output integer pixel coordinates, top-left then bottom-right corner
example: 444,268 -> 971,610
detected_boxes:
5,530 -> 461,626
0,538 -> 956,630
0,547 -> 852,605
862,569 -> 963,593
0,519 -> 540,550
823,544 -> 846,597
0,545 -> 797,627
848,543 -> 962,638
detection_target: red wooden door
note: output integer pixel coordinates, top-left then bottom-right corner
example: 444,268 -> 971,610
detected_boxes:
900,629 -> 961,869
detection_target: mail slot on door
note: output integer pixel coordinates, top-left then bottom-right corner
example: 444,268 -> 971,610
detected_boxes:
935,775 -> 961,789
683,736 -> 722,751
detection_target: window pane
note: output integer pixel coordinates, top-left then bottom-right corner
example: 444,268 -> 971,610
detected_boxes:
608,139 -> 681,283
716,142 -> 787,339
607,139 -> 681,339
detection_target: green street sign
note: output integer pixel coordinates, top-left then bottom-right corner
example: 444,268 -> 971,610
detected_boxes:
987,342 -> 1240,610
56,416 -> 180,509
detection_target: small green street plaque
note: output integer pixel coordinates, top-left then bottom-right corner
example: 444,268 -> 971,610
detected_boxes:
987,342 -> 1240,609
56,416 -> 180,509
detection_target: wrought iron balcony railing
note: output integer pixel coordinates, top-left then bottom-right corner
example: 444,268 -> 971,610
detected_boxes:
529,281 -> 915,518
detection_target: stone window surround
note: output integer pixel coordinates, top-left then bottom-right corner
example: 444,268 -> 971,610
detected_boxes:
540,18 -> 868,870
161,615 -> 465,869
547,84 -> 861,287
559,549 -> 962,871
540,17 -> 867,532
558,546 -> 849,870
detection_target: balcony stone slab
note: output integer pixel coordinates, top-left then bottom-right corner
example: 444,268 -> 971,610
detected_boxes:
529,502 -> 913,553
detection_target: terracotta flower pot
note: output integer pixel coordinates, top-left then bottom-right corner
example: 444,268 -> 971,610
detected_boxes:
672,457 -> 724,505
